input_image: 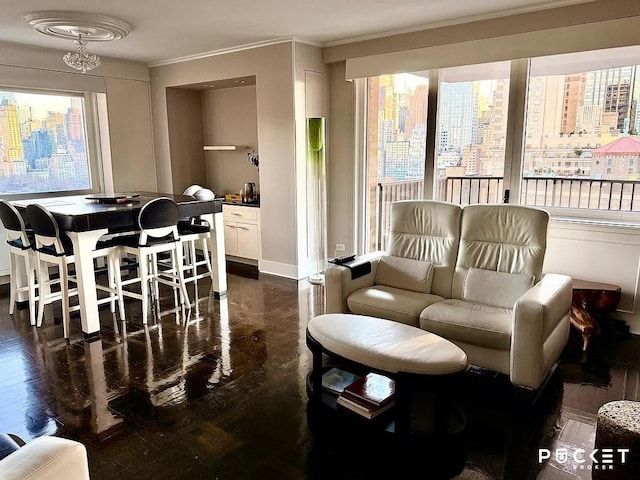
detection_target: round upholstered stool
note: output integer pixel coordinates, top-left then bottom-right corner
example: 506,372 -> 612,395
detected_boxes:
593,400 -> 640,479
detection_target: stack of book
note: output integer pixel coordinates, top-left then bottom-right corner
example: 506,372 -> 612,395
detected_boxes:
322,368 -> 395,419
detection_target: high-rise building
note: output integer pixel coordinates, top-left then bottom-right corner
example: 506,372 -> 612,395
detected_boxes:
65,107 -> 83,141
561,73 -> 586,134
605,83 -> 636,132
406,84 -> 427,136
32,129 -> 53,160
18,105 -> 33,138
0,98 -> 24,162
438,82 -> 479,152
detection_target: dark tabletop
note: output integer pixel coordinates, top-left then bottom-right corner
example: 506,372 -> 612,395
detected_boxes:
12,191 -> 222,233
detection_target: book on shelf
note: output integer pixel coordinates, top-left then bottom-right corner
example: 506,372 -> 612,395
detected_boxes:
341,372 -> 395,408
336,394 -> 395,419
321,368 -> 360,394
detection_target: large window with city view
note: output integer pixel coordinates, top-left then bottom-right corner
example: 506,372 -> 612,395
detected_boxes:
434,61 -> 511,205
0,90 -> 92,195
521,47 -> 640,213
366,72 -> 428,251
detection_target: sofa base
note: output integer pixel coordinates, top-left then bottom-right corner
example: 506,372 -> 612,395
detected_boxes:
513,359 -> 562,406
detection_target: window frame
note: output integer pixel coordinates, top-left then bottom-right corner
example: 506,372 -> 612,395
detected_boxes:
0,86 -> 104,201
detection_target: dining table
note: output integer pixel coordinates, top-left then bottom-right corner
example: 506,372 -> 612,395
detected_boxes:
11,191 -> 226,339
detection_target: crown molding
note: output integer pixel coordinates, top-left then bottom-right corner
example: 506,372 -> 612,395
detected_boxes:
150,37 -> 292,67
323,0 -> 596,47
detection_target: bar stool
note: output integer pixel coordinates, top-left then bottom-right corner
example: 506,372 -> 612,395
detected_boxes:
0,200 -> 38,326
115,197 -> 190,323
26,204 -> 125,338
178,187 -> 214,296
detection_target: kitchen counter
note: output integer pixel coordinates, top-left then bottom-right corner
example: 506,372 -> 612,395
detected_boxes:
220,200 -> 260,208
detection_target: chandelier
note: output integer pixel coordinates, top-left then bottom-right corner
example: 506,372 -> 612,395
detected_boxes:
25,11 -> 131,75
63,32 -> 101,74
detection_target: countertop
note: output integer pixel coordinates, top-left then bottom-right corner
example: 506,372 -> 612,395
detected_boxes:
220,199 -> 260,208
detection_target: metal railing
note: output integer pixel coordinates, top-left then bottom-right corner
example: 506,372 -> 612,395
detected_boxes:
374,176 -> 640,250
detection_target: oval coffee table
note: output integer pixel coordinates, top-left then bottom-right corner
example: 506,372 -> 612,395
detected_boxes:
306,313 -> 468,436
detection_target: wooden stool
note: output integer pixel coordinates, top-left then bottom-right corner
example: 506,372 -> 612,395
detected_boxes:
570,279 -> 621,351
593,400 -> 640,479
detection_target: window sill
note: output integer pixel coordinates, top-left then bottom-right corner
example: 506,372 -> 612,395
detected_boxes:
550,215 -> 640,230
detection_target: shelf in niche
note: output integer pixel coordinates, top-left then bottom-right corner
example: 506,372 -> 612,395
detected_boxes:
203,145 -> 249,151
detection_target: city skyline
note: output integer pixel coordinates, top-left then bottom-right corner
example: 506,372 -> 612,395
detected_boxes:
369,63 -> 640,186
0,91 -> 90,195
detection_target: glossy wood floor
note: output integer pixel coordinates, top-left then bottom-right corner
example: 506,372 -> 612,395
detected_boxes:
0,272 -> 639,479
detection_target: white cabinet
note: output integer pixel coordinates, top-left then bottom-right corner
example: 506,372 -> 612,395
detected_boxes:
223,204 -> 261,260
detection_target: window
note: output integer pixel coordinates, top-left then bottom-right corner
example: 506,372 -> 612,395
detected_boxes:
365,72 -> 428,251
521,46 -> 640,213
359,45 -> 640,237
435,61 -> 510,205
0,89 -> 94,195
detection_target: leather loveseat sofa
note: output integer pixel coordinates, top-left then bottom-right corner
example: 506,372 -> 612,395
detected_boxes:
326,200 -> 572,393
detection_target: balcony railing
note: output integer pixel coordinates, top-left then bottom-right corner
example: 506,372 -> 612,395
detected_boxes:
374,176 -> 640,250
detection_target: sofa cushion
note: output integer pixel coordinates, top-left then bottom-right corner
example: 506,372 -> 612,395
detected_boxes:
375,255 -> 434,293
419,299 -> 512,350
348,285 -> 444,327
462,268 -> 534,309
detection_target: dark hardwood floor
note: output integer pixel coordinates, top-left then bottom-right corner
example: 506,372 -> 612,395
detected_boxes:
0,272 -> 638,479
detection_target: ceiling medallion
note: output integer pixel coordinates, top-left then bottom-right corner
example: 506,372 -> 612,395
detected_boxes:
25,11 -> 132,74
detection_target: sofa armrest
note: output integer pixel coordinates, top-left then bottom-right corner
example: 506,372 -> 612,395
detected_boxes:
510,273 -> 572,389
325,251 -> 384,313
0,436 -> 90,480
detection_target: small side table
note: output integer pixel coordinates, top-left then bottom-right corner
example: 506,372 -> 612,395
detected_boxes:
570,279 -> 621,351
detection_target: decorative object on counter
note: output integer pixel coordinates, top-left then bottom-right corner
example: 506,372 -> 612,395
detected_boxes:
247,149 -> 259,170
225,193 -> 243,204
307,117 -> 327,286
242,182 -> 257,203
25,11 -> 131,74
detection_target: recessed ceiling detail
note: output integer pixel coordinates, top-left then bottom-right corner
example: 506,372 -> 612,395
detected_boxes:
25,11 -> 131,42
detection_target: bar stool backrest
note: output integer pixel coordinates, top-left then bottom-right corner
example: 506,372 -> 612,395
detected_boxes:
26,204 -> 66,255
0,200 -> 31,249
138,197 -> 180,246
183,185 -> 202,197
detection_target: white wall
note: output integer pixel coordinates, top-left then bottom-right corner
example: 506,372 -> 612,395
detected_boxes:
166,87 -> 206,194
293,43 -> 328,279
201,85 -> 259,196
544,221 -> 640,334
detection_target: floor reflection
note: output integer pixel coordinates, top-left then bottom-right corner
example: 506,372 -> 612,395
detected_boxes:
0,273 -> 638,479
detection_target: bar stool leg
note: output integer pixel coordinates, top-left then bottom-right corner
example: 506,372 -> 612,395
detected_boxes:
173,243 -> 190,308
8,252 -> 17,315
59,260 -> 71,339
189,238 -> 198,295
139,253 -> 150,324
113,253 -> 126,321
201,237 -> 213,280
108,254 -> 116,314
25,253 -> 37,326
36,256 -> 48,327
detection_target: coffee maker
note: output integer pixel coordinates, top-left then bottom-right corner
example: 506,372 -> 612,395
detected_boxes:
242,182 -> 256,203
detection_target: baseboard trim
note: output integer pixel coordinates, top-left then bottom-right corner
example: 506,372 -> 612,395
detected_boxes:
258,260 -> 299,279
